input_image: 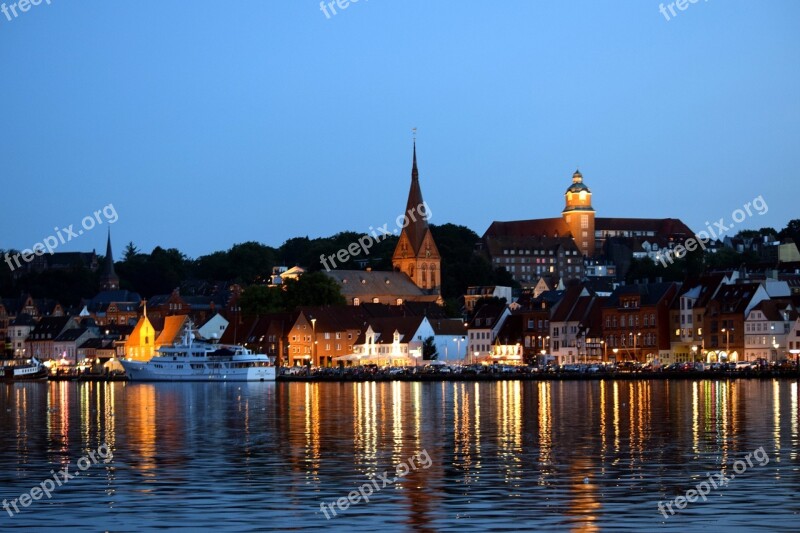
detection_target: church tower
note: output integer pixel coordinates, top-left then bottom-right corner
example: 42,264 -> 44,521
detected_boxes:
561,169 -> 595,257
100,229 -> 120,291
392,142 -> 441,293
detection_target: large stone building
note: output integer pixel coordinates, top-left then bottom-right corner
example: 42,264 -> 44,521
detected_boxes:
483,170 -> 694,282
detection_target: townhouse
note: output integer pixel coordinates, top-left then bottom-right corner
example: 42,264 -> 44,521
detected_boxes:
602,282 -> 680,363
467,303 -> 511,363
744,300 -> 798,361
550,286 -> 604,363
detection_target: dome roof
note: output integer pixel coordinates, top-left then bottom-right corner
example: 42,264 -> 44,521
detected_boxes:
565,169 -> 590,193
566,182 -> 590,193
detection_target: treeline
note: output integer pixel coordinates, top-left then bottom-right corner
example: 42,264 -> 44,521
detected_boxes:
0,223 -> 515,308
3,220 -> 797,308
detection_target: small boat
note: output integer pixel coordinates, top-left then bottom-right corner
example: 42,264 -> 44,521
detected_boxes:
119,320 -> 276,382
1,357 -> 48,381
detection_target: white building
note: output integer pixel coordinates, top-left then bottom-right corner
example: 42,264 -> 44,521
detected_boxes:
744,300 -> 797,361
467,304 -> 511,363
198,313 -> 229,341
8,315 -> 36,358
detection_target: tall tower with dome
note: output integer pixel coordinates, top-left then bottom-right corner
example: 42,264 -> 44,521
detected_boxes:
561,170 -> 595,257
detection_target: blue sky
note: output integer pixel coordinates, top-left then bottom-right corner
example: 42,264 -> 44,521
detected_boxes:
1,1 -> 798,258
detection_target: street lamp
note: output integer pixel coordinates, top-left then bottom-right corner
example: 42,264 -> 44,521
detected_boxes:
310,317 -> 317,367
722,327 -> 733,359
612,348 -> 619,362
601,339 -> 606,361
454,336 -> 464,363
629,332 -> 641,362
691,345 -> 698,363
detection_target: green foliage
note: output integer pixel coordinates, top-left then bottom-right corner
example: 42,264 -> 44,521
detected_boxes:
625,256 -> 686,284
443,297 -> 464,318
430,223 -> 519,299
239,285 -> 284,315
122,242 -> 139,262
282,272 -> 346,309
117,246 -> 189,297
9,218 -> 797,309
703,247 -> 760,270
422,336 -> 438,360
239,272 -> 346,314
779,219 -> 800,245
194,241 -> 277,283
473,296 -> 507,309
5,266 -> 98,305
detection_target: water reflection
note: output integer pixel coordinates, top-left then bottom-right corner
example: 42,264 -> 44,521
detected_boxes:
1,379 -> 799,530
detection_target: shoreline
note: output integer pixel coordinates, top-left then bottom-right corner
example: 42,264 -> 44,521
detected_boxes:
276,370 -> 800,383
5,370 -> 798,383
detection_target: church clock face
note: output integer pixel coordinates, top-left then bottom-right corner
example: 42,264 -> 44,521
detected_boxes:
401,243 -> 407,258
425,245 -> 431,258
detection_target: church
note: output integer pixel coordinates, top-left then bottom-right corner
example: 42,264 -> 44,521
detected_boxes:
324,143 -> 443,306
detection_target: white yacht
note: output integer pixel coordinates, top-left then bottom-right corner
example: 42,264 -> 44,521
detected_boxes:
120,322 -> 276,382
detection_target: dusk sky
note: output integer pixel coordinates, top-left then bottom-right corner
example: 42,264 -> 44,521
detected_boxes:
2,1 -> 798,259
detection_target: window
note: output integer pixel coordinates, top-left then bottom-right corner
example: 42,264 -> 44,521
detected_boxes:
353,298 -> 360,306
581,215 -> 589,229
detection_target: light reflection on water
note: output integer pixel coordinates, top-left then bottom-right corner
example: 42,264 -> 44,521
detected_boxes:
1,379 -> 799,531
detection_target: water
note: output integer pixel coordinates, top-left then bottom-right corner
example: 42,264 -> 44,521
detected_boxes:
1,379 -> 798,531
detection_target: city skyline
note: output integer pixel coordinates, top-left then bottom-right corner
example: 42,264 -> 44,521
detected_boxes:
1,1 -> 798,257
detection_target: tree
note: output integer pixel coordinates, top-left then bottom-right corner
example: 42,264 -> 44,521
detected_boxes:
122,242 -> 140,262
704,247 -> 759,270
227,242 -> 277,283
473,296 -> 507,309
422,336 -> 438,360
116,246 -> 190,297
193,242 -> 277,283
779,219 -> 800,245
283,271 -> 346,309
239,285 -> 285,315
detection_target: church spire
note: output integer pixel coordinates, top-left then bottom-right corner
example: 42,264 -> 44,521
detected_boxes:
393,140 -> 441,295
404,141 -> 429,254
412,140 -> 418,180
100,229 -> 120,291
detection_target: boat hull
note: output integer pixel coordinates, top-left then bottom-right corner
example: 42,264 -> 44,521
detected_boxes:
120,360 -> 276,382
1,366 -> 48,381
